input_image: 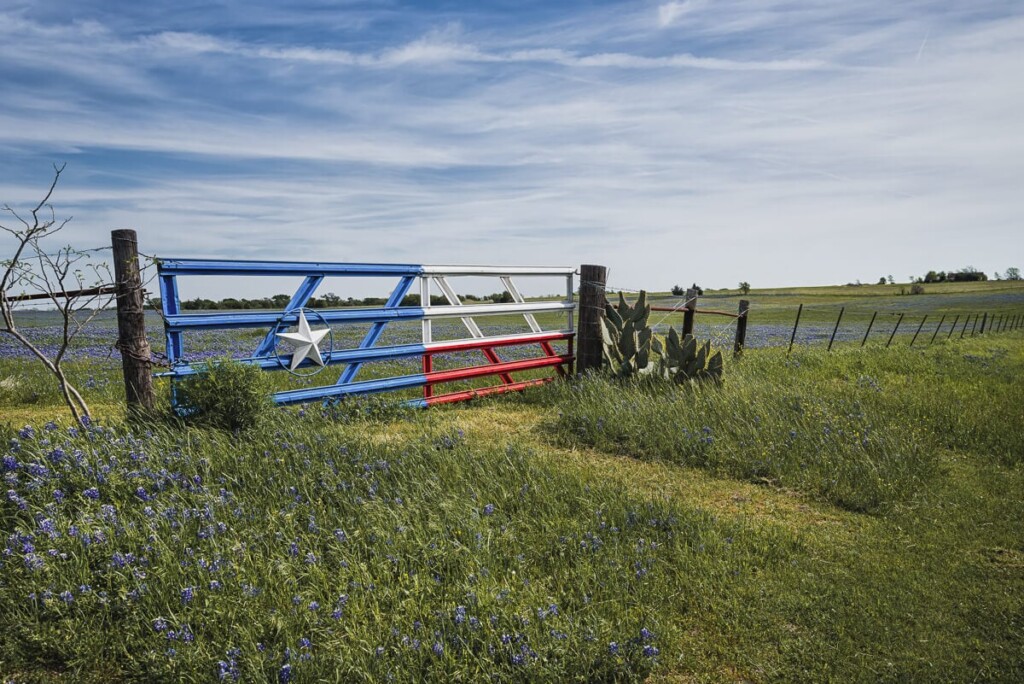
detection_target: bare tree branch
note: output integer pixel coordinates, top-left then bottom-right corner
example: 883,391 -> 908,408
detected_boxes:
1,164 -> 113,422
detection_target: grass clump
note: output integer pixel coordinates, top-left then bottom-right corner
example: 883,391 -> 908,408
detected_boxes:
525,338 -> 1024,513
175,358 -> 274,431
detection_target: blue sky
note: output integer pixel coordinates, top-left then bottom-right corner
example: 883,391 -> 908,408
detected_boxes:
1,0 -> 1022,298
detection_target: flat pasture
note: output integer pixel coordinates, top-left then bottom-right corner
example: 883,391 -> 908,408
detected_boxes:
1,282 -> 1022,682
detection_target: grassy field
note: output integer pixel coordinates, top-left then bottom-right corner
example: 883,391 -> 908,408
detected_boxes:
1,284 -> 1023,681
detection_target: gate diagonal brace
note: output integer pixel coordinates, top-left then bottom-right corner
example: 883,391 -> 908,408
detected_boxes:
432,276 -> 513,385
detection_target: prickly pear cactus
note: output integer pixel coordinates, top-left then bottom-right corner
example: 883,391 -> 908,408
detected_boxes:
658,327 -> 723,385
600,291 -> 657,376
599,290 -> 723,385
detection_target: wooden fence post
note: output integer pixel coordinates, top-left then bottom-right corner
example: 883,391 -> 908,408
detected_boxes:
682,288 -> 697,337
946,314 -> 959,339
886,313 -> 904,347
962,314 -> 971,338
979,312 -> 987,335
733,300 -> 749,357
827,307 -> 844,351
910,315 -> 928,347
111,229 -> 155,413
929,315 -> 946,345
862,311 -> 878,347
787,304 -> 803,356
577,264 -> 607,376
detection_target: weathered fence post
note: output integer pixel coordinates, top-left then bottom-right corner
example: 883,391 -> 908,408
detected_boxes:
111,229 -> 155,413
787,304 -> 803,356
886,313 -> 904,347
970,314 -> 978,336
946,314 -> 959,339
862,311 -> 878,347
577,264 -> 607,376
682,288 -> 697,337
910,315 -> 928,347
929,315 -> 946,345
827,307 -> 844,351
733,299 -> 749,357
962,315 -> 971,338
979,312 -> 987,335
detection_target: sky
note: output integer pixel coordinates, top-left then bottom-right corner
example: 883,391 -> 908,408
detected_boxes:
1,0 -> 1022,300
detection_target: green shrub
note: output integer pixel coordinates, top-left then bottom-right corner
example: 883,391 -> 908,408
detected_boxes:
175,358 -> 275,431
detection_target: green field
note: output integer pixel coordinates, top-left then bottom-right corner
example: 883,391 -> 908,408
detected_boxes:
2,283 -> 1023,681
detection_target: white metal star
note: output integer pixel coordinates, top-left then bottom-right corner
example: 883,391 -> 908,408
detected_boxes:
275,310 -> 330,371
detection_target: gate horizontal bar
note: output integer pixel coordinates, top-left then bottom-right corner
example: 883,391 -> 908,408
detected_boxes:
157,330 -> 574,377
165,302 -> 574,331
420,378 -> 554,407
270,352 -> 572,405
425,354 -> 572,385
158,259 -> 574,278
421,265 -> 575,276
157,259 -> 422,277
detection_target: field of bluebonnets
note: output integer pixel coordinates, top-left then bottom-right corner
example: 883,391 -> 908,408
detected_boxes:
2,284 -> 1024,682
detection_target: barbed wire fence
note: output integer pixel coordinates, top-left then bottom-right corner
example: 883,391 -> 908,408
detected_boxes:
595,281 -> 1022,356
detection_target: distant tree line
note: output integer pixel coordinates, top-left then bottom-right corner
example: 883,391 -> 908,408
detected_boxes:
921,266 -> 988,283
148,291 -> 517,310
903,265 -> 1020,285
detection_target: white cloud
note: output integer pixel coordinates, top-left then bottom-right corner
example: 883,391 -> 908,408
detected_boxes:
658,1 -> 702,28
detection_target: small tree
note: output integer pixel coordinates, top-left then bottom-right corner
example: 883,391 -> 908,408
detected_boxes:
738,281 -> 751,295
878,277 -> 887,285
1,164 -> 113,422
671,284 -> 684,296
1006,267 -> 1021,281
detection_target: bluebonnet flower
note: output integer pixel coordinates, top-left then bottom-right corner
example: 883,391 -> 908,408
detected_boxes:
308,601 -> 319,612
278,664 -> 292,683
38,518 -> 58,537
608,642 -> 620,655
19,426 -> 35,440
431,642 -> 444,656
180,587 -> 194,604
299,637 -> 312,649
640,627 -> 654,642
83,487 -> 100,500
153,618 -> 169,632
26,462 -> 49,478
3,455 -> 19,471
209,580 -> 222,591
47,448 -> 65,464
52,489 -> 65,503
482,503 -> 495,516
7,490 -> 26,510
643,645 -> 660,657
59,590 -> 73,604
